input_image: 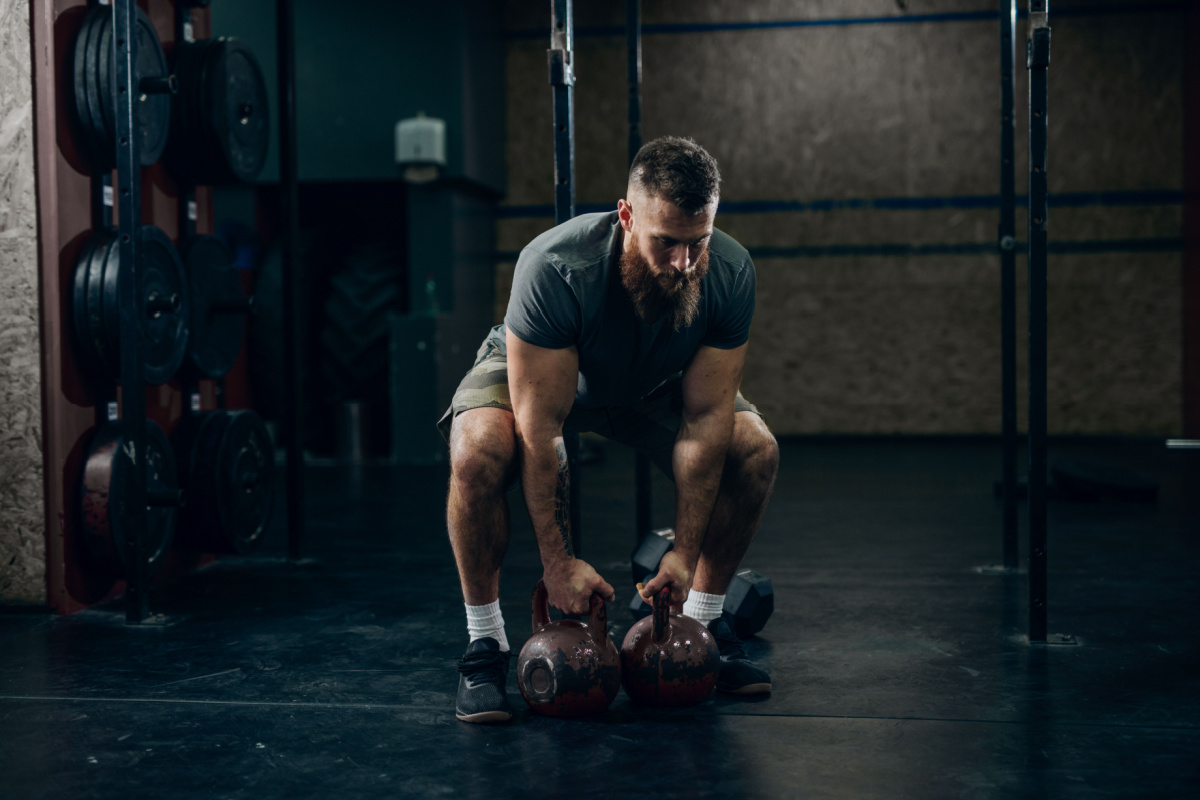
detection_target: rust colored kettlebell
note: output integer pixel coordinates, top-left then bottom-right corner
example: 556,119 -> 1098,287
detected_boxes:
517,579 -> 621,717
620,586 -> 720,707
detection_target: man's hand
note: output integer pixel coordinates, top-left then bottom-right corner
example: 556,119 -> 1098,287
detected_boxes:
638,549 -> 693,609
543,558 -> 615,615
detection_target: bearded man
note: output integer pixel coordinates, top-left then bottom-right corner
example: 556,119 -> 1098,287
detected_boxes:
438,136 -> 779,723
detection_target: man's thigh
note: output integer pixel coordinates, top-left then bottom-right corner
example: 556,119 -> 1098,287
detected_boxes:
437,337 -> 766,482
437,335 -> 510,443
600,378 -> 765,482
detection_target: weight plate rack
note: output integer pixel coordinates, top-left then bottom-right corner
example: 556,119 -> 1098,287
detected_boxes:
170,2 -> 275,570
68,1 -> 186,623
67,0 -> 274,623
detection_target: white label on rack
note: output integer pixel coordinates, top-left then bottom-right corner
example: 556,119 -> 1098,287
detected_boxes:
187,200 -> 198,221
183,20 -> 194,43
103,185 -> 113,207
106,402 -> 119,421
190,393 -> 201,413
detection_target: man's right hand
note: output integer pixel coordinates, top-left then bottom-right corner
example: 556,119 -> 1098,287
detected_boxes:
543,558 -> 615,616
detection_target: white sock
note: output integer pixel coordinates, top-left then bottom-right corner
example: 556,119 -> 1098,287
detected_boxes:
465,600 -> 509,652
683,591 -> 725,626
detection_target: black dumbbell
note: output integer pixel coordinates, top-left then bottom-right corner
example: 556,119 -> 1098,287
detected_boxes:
628,528 -> 774,638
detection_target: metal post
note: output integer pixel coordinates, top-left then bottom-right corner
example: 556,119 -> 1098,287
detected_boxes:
550,0 -> 581,556
999,0 -> 1019,570
1026,0 -> 1051,643
550,0 -> 575,226
627,0 -> 654,541
113,0 -> 148,624
276,0 -> 305,561
627,0 -> 643,165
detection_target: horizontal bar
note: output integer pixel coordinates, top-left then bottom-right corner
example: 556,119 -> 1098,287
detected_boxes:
506,3 -> 1186,40
496,190 -> 1185,219
493,237 -> 1183,262
1165,439 -> 1200,449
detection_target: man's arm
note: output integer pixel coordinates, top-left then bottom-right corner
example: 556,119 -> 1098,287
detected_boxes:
506,328 -> 615,615
640,343 -> 747,606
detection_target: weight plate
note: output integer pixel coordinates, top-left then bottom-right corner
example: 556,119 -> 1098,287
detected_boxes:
95,15 -> 114,159
215,410 -> 274,551
183,235 -> 247,378
133,10 -> 172,165
169,37 -> 269,185
97,226 -> 190,385
80,419 -> 178,578
99,227 -> 121,377
175,410 -> 275,553
81,229 -> 120,378
137,226 -> 190,383
71,234 -> 99,371
84,7 -> 110,165
89,8 -> 171,168
209,39 -> 270,182
71,7 -> 106,166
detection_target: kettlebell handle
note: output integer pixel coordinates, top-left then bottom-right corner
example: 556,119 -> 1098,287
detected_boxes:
532,579 -> 552,629
588,592 -> 609,646
531,579 -> 610,646
652,586 -> 672,644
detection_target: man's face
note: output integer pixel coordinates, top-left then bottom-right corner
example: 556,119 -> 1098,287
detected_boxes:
618,193 -> 716,330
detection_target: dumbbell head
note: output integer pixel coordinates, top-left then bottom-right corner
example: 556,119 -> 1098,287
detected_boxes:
724,569 -> 774,638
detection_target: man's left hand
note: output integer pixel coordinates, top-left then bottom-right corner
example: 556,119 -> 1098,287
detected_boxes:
639,549 -> 693,609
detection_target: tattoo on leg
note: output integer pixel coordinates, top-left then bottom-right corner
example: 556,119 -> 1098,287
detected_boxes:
554,440 -> 573,557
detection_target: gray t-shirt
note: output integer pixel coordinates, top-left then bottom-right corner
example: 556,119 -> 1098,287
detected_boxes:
494,211 -> 755,409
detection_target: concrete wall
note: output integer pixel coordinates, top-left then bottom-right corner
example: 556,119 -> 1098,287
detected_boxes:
0,0 -> 46,604
497,0 -> 1185,435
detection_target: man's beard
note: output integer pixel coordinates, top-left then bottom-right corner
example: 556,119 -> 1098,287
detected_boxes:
619,243 -> 709,331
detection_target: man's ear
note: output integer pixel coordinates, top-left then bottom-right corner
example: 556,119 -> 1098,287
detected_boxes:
617,198 -> 634,232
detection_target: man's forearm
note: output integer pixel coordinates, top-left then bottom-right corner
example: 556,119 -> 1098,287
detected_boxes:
518,430 -> 576,571
671,409 -> 734,566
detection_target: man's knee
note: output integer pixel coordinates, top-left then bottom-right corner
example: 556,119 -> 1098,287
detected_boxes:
449,408 -> 518,494
728,413 -> 780,490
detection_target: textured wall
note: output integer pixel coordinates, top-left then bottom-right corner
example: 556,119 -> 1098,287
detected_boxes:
0,0 -> 46,604
497,0 -> 1185,435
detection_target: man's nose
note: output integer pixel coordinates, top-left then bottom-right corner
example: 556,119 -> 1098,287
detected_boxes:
669,244 -> 691,272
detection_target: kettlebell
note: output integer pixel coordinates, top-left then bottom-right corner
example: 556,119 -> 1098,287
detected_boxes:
517,579 -> 621,717
620,586 -> 720,707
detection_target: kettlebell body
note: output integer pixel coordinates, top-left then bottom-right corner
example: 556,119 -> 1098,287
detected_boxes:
620,587 -> 720,707
517,580 -> 621,717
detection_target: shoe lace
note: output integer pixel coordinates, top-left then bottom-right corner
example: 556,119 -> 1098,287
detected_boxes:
457,648 -> 512,683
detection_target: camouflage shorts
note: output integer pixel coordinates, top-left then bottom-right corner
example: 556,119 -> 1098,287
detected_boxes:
437,335 -> 763,480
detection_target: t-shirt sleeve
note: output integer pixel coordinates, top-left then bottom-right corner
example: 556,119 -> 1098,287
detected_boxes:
504,246 -> 581,349
702,256 -> 756,349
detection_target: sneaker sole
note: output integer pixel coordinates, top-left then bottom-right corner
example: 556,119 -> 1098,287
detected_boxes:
718,682 -> 771,695
455,709 -> 513,723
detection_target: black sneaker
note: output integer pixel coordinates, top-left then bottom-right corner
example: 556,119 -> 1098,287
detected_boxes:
707,613 -> 772,695
455,637 -> 515,723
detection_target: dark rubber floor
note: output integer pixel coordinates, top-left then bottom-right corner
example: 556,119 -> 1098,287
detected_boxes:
2,438 -> 1198,798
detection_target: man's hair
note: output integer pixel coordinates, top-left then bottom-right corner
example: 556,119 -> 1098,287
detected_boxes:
627,136 -> 720,214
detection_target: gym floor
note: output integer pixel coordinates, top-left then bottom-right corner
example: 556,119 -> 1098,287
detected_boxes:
1,439 -> 1197,798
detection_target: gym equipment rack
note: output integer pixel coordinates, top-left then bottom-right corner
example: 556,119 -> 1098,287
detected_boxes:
998,0 -> 1019,572
1026,0 -> 1071,646
111,0 -> 162,623
275,0 -> 305,562
627,0 -> 654,544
